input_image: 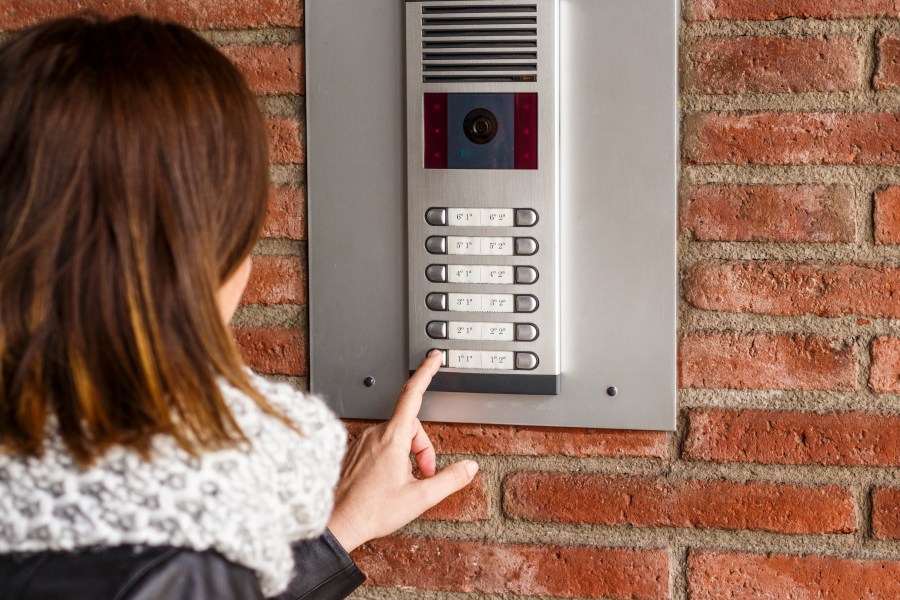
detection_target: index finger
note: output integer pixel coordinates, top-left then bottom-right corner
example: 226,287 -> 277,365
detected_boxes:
391,350 -> 443,422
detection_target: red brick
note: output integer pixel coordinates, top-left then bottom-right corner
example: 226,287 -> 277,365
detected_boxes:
686,261 -> 900,319
420,474 -> 489,522
681,184 -> 855,243
685,409 -> 900,467
264,185 -> 306,240
504,473 -> 856,535
876,37 -> 900,90
233,325 -> 305,376
688,550 -> 900,599
686,0 -> 900,21
872,487 -> 900,540
0,0 -> 302,30
267,117 -> 304,165
679,332 -> 857,391
242,255 -> 305,305
870,337 -> 900,394
352,536 -> 669,599
874,187 -> 900,244
684,112 -> 900,166
220,44 -> 303,96
348,421 -> 667,458
684,37 -> 859,94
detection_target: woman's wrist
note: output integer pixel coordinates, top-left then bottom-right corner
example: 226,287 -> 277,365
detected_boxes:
327,509 -> 366,553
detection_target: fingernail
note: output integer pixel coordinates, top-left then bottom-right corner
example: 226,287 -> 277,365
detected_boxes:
428,349 -> 442,358
465,460 -> 479,477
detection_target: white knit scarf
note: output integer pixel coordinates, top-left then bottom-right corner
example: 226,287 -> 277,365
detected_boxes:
0,373 -> 346,596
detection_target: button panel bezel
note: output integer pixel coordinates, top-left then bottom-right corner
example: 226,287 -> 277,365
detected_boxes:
405,0 -> 560,393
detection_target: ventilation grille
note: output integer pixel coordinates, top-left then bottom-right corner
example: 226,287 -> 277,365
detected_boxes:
420,3 -> 538,83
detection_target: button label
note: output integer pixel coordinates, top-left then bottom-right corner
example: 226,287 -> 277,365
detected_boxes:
447,264 -> 514,284
448,321 -> 515,341
448,350 -> 515,371
447,293 -> 515,313
445,208 -> 515,227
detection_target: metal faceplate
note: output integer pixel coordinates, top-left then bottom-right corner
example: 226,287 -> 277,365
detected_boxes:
406,0 -> 560,395
306,0 -> 678,430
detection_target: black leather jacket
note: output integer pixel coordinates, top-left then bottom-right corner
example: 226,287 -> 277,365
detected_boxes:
0,529 -> 364,600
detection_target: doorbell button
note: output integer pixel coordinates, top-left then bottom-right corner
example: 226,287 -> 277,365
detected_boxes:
514,266 -> 539,285
426,321 -> 448,339
426,293 -> 448,311
425,207 -> 447,226
514,352 -> 539,370
514,295 -> 539,313
514,237 -> 539,255
427,348 -> 448,367
425,236 -> 447,254
425,264 -> 448,283
515,323 -> 539,342
514,209 -> 539,227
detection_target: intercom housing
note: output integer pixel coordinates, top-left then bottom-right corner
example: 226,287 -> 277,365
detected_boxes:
306,0 -> 678,430
406,1 -> 559,395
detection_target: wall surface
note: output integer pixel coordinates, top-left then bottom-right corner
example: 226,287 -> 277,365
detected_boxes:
2,1 -> 899,598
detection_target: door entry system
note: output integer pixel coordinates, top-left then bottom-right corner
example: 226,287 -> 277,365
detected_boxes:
306,0 -> 678,430
406,2 -> 559,395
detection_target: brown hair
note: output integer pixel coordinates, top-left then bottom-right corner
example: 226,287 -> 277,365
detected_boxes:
0,15 -> 280,464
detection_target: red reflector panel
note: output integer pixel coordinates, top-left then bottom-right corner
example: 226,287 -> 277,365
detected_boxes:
514,93 -> 538,170
424,93 -> 448,169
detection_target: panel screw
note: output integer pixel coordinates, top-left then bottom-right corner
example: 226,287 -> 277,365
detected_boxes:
606,386 -> 618,397
363,376 -> 375,388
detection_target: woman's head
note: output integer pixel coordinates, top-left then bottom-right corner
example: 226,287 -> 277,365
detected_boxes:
0,15 -> 273,464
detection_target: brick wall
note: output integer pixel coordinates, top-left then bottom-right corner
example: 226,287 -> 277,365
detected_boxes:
3,1 -> 899,598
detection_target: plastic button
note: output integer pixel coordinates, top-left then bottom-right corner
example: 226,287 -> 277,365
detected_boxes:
515,209 -> 539,227
514,295 -> 539,313
425,207 -> 447,226
514,237 -> 538,255
515,323 -> 539,341
425,264 -> 447,283
427,349 -> 448,366
515,266 -> 539,284
515,352 -> 539,370
426,293 -> 448,311
426,321 -> 448,339
425,236 -> 447,254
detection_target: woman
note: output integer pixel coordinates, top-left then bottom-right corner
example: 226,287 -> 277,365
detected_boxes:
0,15 -> 477,599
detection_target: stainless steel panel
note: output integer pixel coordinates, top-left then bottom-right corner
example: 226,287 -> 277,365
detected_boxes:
307,0 -> 677,430
306,0 -> 410,419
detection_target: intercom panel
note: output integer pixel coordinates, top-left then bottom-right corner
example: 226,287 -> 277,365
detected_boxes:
406,0 -> 559,395
306,0 -> 678,430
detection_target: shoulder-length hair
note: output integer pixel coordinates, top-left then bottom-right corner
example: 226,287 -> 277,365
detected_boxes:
0,15 -> 282,465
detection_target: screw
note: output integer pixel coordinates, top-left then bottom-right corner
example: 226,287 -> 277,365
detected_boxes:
606,386 -> 618,397
363,376 -> 375,388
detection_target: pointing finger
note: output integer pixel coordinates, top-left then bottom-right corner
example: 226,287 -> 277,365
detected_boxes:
391,350 -> 442,423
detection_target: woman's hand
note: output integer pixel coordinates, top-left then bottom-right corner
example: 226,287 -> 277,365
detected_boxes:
327,350 -> 479,552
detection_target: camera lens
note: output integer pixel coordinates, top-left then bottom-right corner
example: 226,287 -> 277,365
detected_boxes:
463,108 -> 498,145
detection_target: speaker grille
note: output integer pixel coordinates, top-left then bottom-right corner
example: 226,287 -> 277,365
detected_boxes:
420,3 -> 538,82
